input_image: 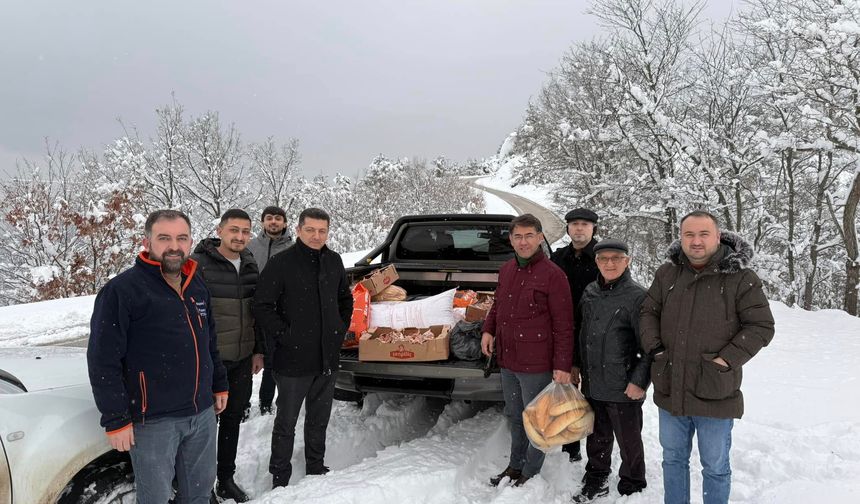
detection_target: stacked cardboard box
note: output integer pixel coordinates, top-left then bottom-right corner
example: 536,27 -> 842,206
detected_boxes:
358,264 -> 399,296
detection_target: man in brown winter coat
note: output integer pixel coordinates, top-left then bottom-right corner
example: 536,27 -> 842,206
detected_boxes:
640,211 -> 774,504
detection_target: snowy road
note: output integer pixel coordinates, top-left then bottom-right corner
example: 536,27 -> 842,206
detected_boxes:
468,177 -> 566,244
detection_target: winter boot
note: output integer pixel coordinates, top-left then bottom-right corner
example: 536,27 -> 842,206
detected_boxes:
306,465 -> 330,476
489,466 -> 522,486
513,474 -> 532,487
216,477 -> 249,503
572,482 -> 609,502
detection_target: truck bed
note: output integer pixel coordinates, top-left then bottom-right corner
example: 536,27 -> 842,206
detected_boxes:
335,214 -> 543,403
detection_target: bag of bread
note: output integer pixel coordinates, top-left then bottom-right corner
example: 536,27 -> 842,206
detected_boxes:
522,382 -> 594,452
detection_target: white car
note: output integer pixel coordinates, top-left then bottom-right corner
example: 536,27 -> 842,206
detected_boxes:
0,346 -> 133,504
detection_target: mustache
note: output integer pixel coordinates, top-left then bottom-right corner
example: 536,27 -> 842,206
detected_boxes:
161,250 -> 186,258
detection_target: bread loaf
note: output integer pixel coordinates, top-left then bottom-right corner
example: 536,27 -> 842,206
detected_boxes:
544,408 -> 588,437
522,411 -> 549,448
533,393 -> 553,431
548,398 -> 590,416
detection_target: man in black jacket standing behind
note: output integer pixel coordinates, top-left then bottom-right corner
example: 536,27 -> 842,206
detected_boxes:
550,207 -> 600,462
191,209 -> 264,502
253,207 -> 353,489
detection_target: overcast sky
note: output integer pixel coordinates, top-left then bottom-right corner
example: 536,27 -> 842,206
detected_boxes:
1,1 -> 737,178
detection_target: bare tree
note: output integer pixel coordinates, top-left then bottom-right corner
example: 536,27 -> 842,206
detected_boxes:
248,137 -> 302,209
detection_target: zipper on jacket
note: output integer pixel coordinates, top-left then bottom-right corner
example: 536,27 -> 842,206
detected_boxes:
138,371 -> 148,424
159,269 -> 202,414
236,267 -> 245,352
600,307 -> 622,379
183,306 -> 202,412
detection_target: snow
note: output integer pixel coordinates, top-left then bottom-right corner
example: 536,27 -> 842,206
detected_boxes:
0,251 -> 377,348
226,300 -> 860,504
3,295 -> 859,502
0,295 -> 94,346
474,155 -> 557,211
483,191 -> 517,215
2,177 -> 858,502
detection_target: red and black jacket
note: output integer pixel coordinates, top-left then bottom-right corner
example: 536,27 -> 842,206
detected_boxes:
87,252 -> 229,433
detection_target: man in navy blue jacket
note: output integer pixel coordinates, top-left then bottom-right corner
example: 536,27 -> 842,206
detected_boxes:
88,209 -> 229,504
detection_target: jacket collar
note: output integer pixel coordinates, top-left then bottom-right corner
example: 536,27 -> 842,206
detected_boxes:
516,249 -> 547,269
258,229 -> 292,244
666,231 -> 753,274
194,238 -> 255,266
571,238 -> 597,259
295,237 -> 329,257
136,251 -> 199,294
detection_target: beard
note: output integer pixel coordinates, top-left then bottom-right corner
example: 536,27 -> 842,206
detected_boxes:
152,249 -> 187,275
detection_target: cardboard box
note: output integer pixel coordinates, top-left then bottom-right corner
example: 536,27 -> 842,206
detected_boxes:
359,264 -> 399,296
358,325 -> 450,362
465,291 -> 495,322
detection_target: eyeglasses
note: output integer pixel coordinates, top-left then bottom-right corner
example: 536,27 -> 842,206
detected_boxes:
596,256 -> 627,265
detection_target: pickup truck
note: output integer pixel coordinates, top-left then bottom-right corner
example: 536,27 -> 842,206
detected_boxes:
335,214 -> 551,403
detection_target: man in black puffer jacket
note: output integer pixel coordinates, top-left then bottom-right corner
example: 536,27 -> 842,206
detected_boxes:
573,239 -> 651,503
253,207 -> 353,489
191,209 -> 264,503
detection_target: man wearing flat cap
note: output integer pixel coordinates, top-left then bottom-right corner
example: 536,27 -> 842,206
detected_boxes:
572,239 -> 651,503
551,207 -> 599,461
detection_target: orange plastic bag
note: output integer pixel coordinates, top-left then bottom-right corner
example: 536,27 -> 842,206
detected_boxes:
345,283 -> 370,347
453,289 -> 477,308
522,382 -> 594,453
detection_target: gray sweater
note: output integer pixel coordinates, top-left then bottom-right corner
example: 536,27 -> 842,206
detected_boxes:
246,230 -> 294,272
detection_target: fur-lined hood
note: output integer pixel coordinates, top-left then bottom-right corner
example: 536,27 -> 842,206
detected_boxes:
666,231 -> 754,274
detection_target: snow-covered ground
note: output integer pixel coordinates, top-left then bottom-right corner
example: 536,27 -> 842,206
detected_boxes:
227,300 -> 860,504
3,296 -> 857,503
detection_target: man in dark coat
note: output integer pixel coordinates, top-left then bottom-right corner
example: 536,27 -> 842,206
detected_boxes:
481,213 -> 573,488
551,207 -> 599,461
572,239 -> 650,503
246,205 -> 294,415
640,211 -> 775,504
88,210 -> 228,504
191,209 -> 265,502
253,207 -> 353,489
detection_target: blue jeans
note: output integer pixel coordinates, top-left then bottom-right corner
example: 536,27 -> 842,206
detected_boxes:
129,408 -> 217,504
659,408 -> 733,504
500,368 -> 552,477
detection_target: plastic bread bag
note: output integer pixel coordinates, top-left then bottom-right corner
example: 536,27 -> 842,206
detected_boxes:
522,381 -> 594,452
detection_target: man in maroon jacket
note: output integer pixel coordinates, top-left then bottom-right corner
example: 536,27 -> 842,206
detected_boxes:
481,213 -> 574,487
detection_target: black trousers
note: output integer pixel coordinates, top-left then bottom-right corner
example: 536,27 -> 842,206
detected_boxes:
269,372 -> 336,486
584,399 -> 647,495
216,356 -> 253,480
259,367 -> 277,410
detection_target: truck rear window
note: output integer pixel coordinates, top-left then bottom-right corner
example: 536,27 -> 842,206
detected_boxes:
394,224 -> 515,262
